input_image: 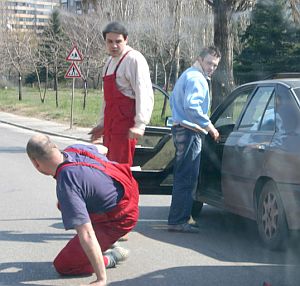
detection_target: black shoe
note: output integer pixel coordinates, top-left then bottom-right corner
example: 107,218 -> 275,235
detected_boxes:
168,223 -> 200,233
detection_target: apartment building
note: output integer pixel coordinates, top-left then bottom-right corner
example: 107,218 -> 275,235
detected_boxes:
2,0 -> 60,32
60,0 -> 96,14
60,0 -> 82,13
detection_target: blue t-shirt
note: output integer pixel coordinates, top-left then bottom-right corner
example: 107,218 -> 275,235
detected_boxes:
55,144 -> 124,230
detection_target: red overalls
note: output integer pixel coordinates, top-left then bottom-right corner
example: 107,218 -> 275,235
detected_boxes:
103,51 -> 137,166
53,147 -> 139,275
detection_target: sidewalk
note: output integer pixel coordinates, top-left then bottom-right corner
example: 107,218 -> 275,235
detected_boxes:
0,111 -> 91,142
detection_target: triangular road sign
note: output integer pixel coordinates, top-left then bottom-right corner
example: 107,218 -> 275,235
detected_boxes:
66,46 -> 83,62
65,62 -> 82,78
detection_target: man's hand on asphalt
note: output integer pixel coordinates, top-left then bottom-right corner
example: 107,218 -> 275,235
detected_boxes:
80,280 -> 106,286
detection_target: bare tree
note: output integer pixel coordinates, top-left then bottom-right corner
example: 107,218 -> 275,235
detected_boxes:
179,0 -> 214,67
136,0 -> 182,88
4,30 -> 32,100
41,9 -> 68,107
206,0 -> 256,111
97,0 -> 137,21
25,33 -> 46,102
288,0 -> 300,23
82,0 -> 98,13
61,10 -> 106,109
207,0 -> 298,111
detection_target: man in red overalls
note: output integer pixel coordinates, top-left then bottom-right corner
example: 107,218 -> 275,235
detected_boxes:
89,21 -> 154,167
26,134 -> 139,286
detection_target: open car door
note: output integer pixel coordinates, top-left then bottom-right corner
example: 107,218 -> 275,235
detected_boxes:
132,84 -> 174,195
196,85 -> 256,207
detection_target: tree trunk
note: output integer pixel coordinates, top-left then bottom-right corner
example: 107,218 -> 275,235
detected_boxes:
43,65 -> 48,103
33,66 -> 43,103
83,79 -> 88,110
153,59 -> 158,85
55,73 -> 59,108
18,72 -> 22,101
174,0 -> 182,82
211,0 -> 235,111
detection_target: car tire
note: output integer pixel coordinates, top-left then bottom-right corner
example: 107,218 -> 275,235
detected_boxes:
191,200 -> 203,219
257,181 -> 289,250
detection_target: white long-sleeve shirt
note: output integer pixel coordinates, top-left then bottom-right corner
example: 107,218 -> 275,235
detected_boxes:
98,45 -> 154,131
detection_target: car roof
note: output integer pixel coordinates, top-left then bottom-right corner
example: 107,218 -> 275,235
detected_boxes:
239,78 -> 300,89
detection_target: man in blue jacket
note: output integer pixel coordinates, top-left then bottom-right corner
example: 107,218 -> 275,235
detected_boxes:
168,46 -> 221,233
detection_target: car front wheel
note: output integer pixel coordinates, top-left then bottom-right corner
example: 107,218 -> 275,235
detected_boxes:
257,181 -> 289,250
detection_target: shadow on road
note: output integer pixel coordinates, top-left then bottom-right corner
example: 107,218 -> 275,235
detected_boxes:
0,230 -> 73,243
0,146 -> 26,153
136,204 -> 300,265
0,218 -> 73,243
108,265 -> 299,286
0,261 -> 58,286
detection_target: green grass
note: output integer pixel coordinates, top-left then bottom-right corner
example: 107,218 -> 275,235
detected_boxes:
0,87 -> 171,127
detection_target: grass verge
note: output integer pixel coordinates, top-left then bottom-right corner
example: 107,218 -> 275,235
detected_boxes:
0,87 -> 171,127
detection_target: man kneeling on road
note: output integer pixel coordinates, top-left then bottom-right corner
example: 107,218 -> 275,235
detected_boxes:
26,134 -> 139,286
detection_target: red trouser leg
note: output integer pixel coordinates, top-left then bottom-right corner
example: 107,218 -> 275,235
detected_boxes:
53,223 -> 128,276
53,234 -> 93,275
105,133 -> 137,166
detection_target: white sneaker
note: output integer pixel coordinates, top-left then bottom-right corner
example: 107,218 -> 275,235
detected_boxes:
110,246 -> 130,263
104,253 -> 117,269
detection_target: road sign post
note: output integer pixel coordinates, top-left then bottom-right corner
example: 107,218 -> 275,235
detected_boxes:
65,45 -> 83,129
70,78 -> 75,129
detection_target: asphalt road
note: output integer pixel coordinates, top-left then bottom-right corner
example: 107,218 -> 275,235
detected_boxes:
1,122 -> 300,286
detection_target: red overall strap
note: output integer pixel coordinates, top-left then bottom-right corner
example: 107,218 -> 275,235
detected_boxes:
55,161 -> 104,179
57,147 -> 135,188
54,148 -> 106,179
65,147 -> 105,163
104,50 -> 131,77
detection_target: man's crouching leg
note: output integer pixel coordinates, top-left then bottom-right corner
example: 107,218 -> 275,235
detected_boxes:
53,229 -> 131,275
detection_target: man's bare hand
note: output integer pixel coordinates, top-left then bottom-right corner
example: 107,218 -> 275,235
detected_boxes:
89,125 -> 104,143
129,127 -> 144,139
76,223 -> 107,286
80,279 -> 106,286
209,127 -> 220,142
205,123 -> 220,142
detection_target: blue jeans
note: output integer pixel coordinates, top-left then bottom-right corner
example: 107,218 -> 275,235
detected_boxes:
168,125 -> 202,225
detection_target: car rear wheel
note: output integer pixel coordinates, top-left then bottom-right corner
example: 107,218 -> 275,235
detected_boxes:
191,200 -> 203,219
257,181 -> 289,250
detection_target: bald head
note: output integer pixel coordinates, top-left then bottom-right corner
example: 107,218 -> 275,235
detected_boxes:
26,134 -> 57,161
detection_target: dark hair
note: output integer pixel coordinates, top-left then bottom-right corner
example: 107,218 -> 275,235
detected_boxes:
199,46 -> 221,59
102,21 -> 128,40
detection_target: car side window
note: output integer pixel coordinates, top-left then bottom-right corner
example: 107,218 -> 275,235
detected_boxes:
214,88 -> 252,128
260,94 -> 275,131
238,87 -> 275,131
